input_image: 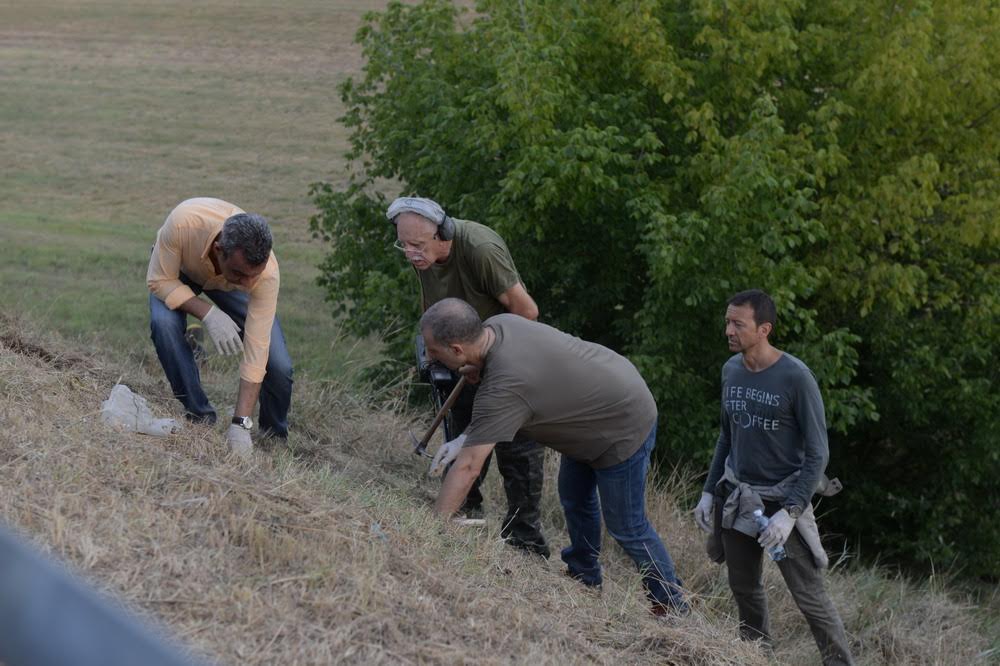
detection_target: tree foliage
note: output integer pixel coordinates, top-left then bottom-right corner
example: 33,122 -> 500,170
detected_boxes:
311,0 -> 1000,578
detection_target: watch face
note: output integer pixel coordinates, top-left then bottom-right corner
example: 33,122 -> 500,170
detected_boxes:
233,416 -> 253,429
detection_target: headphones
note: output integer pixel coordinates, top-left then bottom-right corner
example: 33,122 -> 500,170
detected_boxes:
436,213 -> 455,241
387,197 -> 455,241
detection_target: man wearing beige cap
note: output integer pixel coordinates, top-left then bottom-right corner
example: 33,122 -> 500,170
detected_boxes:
387,196 -> 549,557
147,197 -> 293,456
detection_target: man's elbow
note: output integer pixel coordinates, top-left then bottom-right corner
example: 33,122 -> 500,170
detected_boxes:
509,299 -> 539,321
147,283 -> 168,301
813,442 -> 830,468
147,276 -> 174,298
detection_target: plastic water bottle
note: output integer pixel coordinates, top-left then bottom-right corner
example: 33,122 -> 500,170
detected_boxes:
753,509 -> 787,561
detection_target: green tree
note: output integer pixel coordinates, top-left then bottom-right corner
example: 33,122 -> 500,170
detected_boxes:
311,0 -> 999,578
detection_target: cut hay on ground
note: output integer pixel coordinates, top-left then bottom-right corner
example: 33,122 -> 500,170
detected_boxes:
0,319 -> 993,664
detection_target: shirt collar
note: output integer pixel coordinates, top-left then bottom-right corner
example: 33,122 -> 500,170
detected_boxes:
201,231 -> 222,274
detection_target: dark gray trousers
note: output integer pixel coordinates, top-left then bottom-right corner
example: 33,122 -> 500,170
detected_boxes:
721,524 -> 854,665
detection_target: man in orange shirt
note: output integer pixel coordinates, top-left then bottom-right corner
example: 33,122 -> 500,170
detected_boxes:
147,198 -> 293,455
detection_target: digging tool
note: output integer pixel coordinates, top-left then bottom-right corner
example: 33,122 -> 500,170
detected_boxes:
410,375 -> 467,457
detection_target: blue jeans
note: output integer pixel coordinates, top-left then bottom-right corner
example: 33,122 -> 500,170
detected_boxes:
558,422 -> 686,610
149,273 -> 293,437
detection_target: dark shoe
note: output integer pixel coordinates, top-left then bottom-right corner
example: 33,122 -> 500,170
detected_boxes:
255,431 -> 286,452
184,412 -> 217,426
460,505 -> 485,520
504,537 -> 551,559
564,568 -> 602,589
651,601 -> 690,618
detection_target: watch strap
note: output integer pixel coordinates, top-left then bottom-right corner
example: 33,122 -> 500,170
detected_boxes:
232,416 -> 252,429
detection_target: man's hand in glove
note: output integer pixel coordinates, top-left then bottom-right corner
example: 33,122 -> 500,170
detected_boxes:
693,492 -> 714,533
202,306 -> 244,356
226,424 -> 252,457
429,434 -> 467,476
758,509 -> 796,550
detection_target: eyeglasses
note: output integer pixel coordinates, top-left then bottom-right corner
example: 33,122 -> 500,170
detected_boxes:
393,233 -> 440,255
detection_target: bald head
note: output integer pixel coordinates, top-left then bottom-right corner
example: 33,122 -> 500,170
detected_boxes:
420,298 -> 483,345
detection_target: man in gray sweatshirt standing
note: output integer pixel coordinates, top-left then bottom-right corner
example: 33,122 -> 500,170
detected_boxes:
693,289 -> 854,665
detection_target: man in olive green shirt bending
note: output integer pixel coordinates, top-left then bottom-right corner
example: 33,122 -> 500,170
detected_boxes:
420,298 -> 687,615
388,197 -> 548,557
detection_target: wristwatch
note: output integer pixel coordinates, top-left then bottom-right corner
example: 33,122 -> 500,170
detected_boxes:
785,504 -> 804,520
232,415 -> 253,430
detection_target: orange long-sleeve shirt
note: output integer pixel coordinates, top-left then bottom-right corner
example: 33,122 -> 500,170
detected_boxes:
146,198 -> 280,383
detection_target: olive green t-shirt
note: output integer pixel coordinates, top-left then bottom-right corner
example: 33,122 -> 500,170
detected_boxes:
463,315 -> 658,468
418,219 -> 521,319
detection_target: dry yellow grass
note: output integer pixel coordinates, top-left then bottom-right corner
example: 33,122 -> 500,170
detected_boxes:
0,316 -> 994,665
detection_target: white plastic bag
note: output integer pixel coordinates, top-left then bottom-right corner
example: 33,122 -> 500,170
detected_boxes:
101,384 -> 180,437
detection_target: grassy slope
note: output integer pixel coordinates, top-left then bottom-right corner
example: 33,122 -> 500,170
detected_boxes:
1,317 -> 995,665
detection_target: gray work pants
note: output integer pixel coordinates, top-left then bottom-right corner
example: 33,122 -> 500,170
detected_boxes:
721,524 -> 854,666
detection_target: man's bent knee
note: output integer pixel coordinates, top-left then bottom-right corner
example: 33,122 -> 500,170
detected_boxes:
265,355 -> 293,385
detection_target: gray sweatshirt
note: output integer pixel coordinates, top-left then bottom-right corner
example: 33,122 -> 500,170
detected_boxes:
703,352 -> 829,511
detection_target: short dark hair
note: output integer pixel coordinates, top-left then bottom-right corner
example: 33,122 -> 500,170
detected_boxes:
420,298 -> 483,345
219,213 -> 272,266
727,289 -> 777,329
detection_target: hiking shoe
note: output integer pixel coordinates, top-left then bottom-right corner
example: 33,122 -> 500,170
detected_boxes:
651,600 -> 690,618
564,569 -> 602,590
503,537 -> 551,559
460,505 -> 485,520
184,412 -> 217,426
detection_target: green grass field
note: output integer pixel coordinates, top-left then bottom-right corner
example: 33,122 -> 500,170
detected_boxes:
0,0 -> 385,379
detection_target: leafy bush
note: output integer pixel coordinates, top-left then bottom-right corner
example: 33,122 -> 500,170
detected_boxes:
311,0 -> 999,578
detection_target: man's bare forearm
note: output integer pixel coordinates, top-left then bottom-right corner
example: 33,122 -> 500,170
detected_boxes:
234,378 -> 262,419
434,459 -> 482,516
177,295 -> 212,320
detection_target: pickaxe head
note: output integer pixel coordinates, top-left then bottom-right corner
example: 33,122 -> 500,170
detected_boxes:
409,430 -> 433,458
407,374 -> 466,460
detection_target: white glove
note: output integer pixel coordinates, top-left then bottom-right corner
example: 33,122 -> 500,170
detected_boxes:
226,424 -> 252,457
694,492 -> 714,533
101,383 -> 181,437
759,509 -> 796,550
429,434 -> 466,476
202,306 -> 244,356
